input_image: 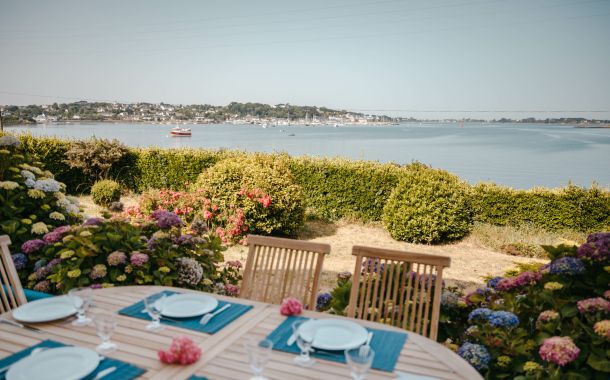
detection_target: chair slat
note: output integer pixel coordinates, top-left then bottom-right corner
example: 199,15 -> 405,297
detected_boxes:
240,235 -> 329,309
0,235 -> 27,310
347,245 -> 450,339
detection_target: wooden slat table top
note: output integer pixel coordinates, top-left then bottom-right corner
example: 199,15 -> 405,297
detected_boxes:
0,286 -> 482,380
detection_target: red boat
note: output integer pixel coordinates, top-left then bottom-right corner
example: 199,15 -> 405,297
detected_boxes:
170,127 -> 192,137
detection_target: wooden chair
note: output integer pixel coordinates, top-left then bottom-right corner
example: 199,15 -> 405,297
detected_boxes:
346,245 -> 450,340
240,235 -> 330,309
0,235 -> 27,312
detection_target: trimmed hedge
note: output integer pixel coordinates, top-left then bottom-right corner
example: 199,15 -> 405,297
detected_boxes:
91,179 -> 121,206
7,134 -> 610,235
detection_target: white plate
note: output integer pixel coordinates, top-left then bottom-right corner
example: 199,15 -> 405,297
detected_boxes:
7,347 -> 100,380
12,296 -> 77,323
158,293 -> 218,318
298,319 -> 368,351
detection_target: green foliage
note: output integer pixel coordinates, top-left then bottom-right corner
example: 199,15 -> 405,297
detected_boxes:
64,137 -> 129,181
441,235 -> 610,379
91,179 -> 121,206
194,154 -> 305,236
0,135 -> 81,249
288,157 -> 402,221
472,183 -> 610,232
382,163 -> 473,243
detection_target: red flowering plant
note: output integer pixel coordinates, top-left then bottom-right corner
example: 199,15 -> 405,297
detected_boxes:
437,232 -> 610,379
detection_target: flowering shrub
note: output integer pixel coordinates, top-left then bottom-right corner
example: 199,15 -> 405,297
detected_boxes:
439,233 -> 610,379
19,214 -> 238,294
0,135 -> 81,272
194,155 -> 305,236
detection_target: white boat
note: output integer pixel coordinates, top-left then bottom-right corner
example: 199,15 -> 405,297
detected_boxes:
170,126 -> 192,137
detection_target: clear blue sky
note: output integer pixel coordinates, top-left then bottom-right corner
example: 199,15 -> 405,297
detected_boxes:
1,0 -> 609,119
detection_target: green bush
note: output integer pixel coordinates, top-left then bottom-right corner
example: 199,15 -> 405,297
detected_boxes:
289,157 -> 402,221
64,137 -> 129,181
194,154 -> 305,236
382,163 -> 473,243
472,183 -> 610,232
91,179 -> 121,206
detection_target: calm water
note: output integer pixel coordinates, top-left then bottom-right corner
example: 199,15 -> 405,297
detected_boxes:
7,122 -> 610,189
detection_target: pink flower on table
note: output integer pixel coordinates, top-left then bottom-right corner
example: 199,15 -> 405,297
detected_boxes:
280,297 -> 303,316
158,336 -> 201,365
577,297 -> 610,314
539,336 -> 580,366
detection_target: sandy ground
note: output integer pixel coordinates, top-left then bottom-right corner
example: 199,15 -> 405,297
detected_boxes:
223,220 -> 547,291
78,196 -> 547,291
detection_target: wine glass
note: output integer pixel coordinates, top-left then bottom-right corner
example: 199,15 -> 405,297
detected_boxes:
144,293 -> 166,331
68,287 -> 92,326
244,338 -> 273,380
291,320 -> 316,367
345,346 -> 375,380
93,313 -> 118,354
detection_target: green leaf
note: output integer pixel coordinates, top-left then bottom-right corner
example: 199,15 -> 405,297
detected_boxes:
587,353 -> 610,372
560,304 -> 578,318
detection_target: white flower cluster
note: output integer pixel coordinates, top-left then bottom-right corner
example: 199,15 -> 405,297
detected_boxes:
21,170 -> 36,180
57,197 -> 80,214
0,136 -> 20,147
33,178 -> 61,193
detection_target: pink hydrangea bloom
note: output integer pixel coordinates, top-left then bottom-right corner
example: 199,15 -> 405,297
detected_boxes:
539,336 -> 580,366
537,310 -> 560,324
130,252 -> 149,267
226,260 -> 242,269
577,297 -> 610,314
496,271 -> 542,292
225,284 -> 239,296
158,336 -> 201,365
280,297 -> 303,316
107,251 -> 127,266
604,290 -> 610,300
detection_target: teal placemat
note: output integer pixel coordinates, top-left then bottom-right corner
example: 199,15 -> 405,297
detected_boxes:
187,376 -> 209,380
0,340 -> 145,380
265,316 -> 407,373
118,291 -> 253,334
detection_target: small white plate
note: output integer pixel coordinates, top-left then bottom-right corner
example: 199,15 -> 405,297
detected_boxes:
158,293 -> 218,318
298,319 -> 368,351
12,296 -> 76,323
7,347 -> 100,380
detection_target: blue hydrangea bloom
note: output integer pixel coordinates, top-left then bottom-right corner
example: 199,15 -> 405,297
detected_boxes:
487,276 -> 503,289
33,259 -> 48,271
468,307 -> 493,322
11,253 -> 27,270
457,342 -> 491,370
316,292 -> 332,311
488,311 -> 519,328
549,257 -> 585,275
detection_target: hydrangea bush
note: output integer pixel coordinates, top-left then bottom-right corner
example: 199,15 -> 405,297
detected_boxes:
0,135 -> 81,273
439,232 -> 610,379
20,213 -> 241,294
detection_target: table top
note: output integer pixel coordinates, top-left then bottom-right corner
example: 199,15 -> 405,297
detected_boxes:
0,286 -> 482,380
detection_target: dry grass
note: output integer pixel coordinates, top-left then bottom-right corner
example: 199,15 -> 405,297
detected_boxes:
467,222 -> 586,258
78,193 -> 139,218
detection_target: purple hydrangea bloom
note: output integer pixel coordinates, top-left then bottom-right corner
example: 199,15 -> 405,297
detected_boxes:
468,307 -> 493,322
487,277 -> 503,289
33,280 -> 51,293
316,292 -> 332,311
83,217 -> 105,226
53,225 -> 71,234
151,210 -> 183,229
488,311 -> 519,328
11,253 -> 27,270
21,239 -> 46,254
43,230 -> 63,244
577,232 -> 610,261
48,258 -> 61,267
90,284 -> 103,289
549,257 -> 586,276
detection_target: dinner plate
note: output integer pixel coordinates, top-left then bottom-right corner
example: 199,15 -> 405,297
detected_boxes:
298,319 -> 368,351
157,293 -> 218,318
11,296 -> 77,323
6,347 -> 100,380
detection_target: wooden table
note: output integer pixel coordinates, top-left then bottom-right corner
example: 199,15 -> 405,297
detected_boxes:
0,286 -> 482,380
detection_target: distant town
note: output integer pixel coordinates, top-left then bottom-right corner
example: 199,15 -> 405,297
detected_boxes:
1,101 -> 608,127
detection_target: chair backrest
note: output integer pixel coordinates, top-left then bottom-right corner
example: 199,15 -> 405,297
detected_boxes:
0,235 -> 27,312
346,245 -> 450,340
240,235 -> 330,309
